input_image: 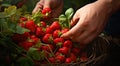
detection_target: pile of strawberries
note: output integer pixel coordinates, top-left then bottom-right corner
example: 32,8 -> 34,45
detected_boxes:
11,8 -> 88,64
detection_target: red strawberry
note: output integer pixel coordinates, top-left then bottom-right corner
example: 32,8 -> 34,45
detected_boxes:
70,53 -> 77,62
56,55 -> 65,63
37,21 -> 47,28
30,35 -> 40,44
12,32 -> 30,43
36,27 -> 45,37
63,40 -> 72,48
50,21 -> 61,30
59,47 -> 69,55
53,30 -> 61,39
25,20 -> 36,33
42,7 -> 51,20
45,26 -> 54,34
19,41 -> 34,50
42,7 -> 51,15
42,34 -> 53,44
65,58 -> 72,63
61,28 -> 69,34
48,57 -> 56,63
19,17 -> 27,21
41,44 -> 54,52
53,38 -> 64,46
72,47 -> 81,56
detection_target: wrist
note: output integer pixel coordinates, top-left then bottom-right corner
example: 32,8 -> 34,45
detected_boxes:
98,0 -> 120,12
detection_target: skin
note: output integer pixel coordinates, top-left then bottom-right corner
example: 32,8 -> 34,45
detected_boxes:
32,0 -> 64,18
33,0 -> 120,45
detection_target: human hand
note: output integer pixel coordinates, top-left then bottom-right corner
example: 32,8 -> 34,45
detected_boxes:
32,0 -> 64,18
61,1 -> 113,45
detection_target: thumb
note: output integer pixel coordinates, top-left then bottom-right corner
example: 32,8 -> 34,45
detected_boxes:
61,29 -> 73,39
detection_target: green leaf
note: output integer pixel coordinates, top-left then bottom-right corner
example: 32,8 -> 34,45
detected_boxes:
65,8 -> 74,19
27,47 -> 42,60
59,14 -> 67,21
4,6 -> 17,17
17,57 -> 34,66
15,25 -> 30,34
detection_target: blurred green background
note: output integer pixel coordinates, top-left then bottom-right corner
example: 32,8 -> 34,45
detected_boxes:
0,0 -> 90,13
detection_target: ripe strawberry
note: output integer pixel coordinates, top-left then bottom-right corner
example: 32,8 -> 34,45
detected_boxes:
61,28 -> 69,34
56,55 -> 65,63
12,32 -> 30,43
65,58 -> 72,63
37,21 -> 47,28
42,7 -> 51,20
70,53 -> 77,62
41,44 -> 54,52
25,20 -> 36,33
19,17 -> 27,21
45,26 -> 54,34
50,21 -> 61,30
48,57 -> 56,63
42,7 -> 51,15
63,40 -> 72,48
53,38 -> 64,46
30,35 -> 40,44
36,27 -> 45,37
53,30 -> 61,39
58,47 -> 69,55
42,34 -> 53,44
72,47 -> 81,56
19,41 -> 34,50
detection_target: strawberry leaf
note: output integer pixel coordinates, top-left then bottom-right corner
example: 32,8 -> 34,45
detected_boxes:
15,25 -> 30,34
17,57 -> 34,66
4,5 -> 17,17
65,8 -> 74,20
27,47 -> 44,60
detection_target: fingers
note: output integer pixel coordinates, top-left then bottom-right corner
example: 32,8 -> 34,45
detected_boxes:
70,11 -> 80,27
32,0 -> 44,13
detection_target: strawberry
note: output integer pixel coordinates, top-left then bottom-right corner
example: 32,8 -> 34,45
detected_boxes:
42,7 -> 51,15
19,41 -> 34,51
48,57 -> 56,63
41,44 -> 54,52
56,55 -> 65,63
42,34 -> 53,44
58,47 -> 69,55
42,7 -> 51,20
25,20 -> 36,33
19,17 -> 27,22
36,27 -> 45,37
12,32 -> 30,43
53,30 -> 61,39
37,21 -> 47,28
70,53 -> 77,62
63,40 -> 72,48
45,26 -> 54,34
61,28 -> 69,34
65,58 -> 72,63
72,47 -> 81,56
30,35 -> 40,44
50,21 -> 61,30
53,38 -> 64,46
